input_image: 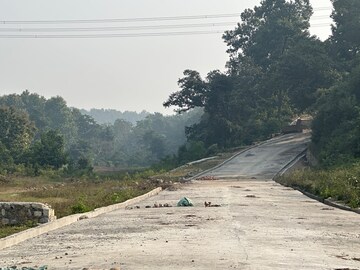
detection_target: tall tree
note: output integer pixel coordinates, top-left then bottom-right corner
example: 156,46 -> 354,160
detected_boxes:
311,63 -> 360,166
163,70 -> 208,112
330,0 -> 360,63
223,0 -> 313,69
44,96 -> 77,146
30,130 -> 67,169
164,0 -> 332,151
0,106 -> 35,161
20,91 -> 48,131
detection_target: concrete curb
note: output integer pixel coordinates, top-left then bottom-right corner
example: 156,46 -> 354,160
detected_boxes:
293,187 -> 360,215
273,149 -> 307,178
273,153 -> 360,215
0,187 -> 162,251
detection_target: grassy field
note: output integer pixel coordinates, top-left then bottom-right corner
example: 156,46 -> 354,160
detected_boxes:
0,175 -> 160,238
0,151 -> 238,238
0,224 -> 34,239
0,176 -> 158,218
278,163 -> 360,209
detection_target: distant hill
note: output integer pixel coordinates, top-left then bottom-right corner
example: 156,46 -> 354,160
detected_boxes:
80,108 -> 150,125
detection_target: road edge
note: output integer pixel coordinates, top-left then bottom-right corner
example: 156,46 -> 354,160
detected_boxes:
273,152 -> 360,215
0,187 -> 162,251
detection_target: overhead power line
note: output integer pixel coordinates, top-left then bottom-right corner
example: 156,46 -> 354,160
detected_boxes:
0,16 -> 331,33
0,30 -> 227,38
0,8 -> 333,38
311,15 -> 331,19
311,23 -> 332,27
312,7 -> 332,11
0,22 -> 237,32
0,7 -> 332,25
0,23 -> 331,39
0,13 -> 242,25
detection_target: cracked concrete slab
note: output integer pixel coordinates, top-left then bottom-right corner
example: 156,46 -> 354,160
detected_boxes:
0,181 -> 359,270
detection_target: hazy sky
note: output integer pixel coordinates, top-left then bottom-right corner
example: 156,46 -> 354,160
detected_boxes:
0,0 -> 332,114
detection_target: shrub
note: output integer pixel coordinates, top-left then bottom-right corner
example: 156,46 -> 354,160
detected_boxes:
278,163 -> 360,208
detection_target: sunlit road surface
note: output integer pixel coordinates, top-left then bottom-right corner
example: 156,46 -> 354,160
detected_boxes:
200,132 -> 311,179
1,133 -> 360,270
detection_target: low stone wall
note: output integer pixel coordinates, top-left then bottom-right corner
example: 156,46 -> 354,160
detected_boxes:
0,202 -> 56,226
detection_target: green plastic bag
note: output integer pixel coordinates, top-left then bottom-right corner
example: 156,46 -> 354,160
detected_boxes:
177,197 -> 193,207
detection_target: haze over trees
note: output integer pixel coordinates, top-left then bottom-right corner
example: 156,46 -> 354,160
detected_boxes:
80,108 -> 149,125
0,91 -> 202,174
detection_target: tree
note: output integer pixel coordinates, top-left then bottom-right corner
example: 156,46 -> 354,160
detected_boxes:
67,140 -> 93,171
312,63 -> 360,166
30,130 -> 67,169
0,106 -> 35,161
330,0 -> 360,63
177,141 -> 207,164
265,37 -> 338,112
164,70 -> 236,147
223,0 -> 313,69
72,108 -> 100,141
164,0 -> 321,151
163,70 -> 208,112
20,90 -> 48,131
44,96 -> 77,147
142,131 -> 167,160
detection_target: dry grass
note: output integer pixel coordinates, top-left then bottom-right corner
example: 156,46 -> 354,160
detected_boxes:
0,149 -> 243,239
278,165 -> 360,209
0,224 -> 36,239
0,176 -> 158,219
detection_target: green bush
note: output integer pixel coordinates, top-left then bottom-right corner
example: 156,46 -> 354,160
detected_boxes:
71,197 -> 92,214
278,163 -> 360,208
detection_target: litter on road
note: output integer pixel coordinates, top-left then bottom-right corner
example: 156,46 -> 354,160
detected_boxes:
177,197 -> 193,207
204,201 -> 221,207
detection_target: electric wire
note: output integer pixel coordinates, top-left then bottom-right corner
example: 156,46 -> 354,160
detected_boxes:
0,7 -> 332,25
0,23 -> 331,39
0,13 -> 242,25
0,16 -> 331,33
0,22 -> 237,32
0,8 -> 333,38
0,30 -> 226,38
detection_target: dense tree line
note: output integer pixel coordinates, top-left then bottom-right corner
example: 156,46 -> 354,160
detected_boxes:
80,108 -> 149,125
164,0 -> 360,167
0,91 -> 202,174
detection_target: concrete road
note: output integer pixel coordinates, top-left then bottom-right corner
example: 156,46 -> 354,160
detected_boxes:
199,133 -> 311,179
1,133 -> 360,270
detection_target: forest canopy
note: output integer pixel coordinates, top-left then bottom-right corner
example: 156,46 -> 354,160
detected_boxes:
0,91 -> 202,174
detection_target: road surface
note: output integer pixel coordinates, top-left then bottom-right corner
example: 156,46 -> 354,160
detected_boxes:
0,133 -> 359,270
198,133 -> 310,179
